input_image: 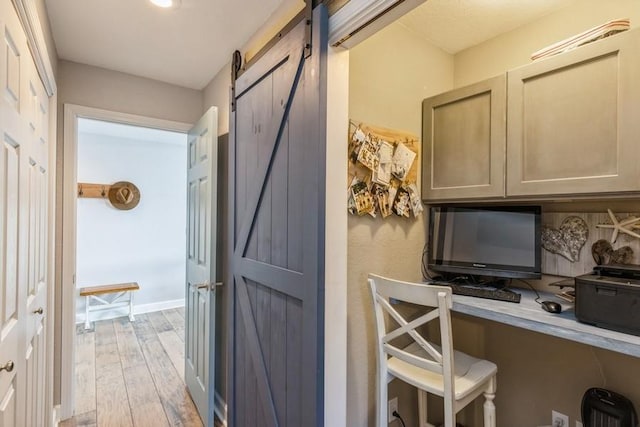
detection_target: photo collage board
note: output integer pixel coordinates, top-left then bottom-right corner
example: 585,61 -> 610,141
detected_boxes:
348,120 -> 422,219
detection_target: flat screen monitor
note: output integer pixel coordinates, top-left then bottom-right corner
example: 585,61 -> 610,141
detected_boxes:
428,205 -> 541,279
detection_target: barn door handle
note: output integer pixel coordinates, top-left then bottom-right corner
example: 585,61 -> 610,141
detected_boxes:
33,307 -> 44,315
0,361 -> 14,373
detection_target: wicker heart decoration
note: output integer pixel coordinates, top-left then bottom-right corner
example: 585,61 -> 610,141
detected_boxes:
541,216 -> 589,262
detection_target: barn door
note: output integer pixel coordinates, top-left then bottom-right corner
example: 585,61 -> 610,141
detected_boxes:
229,5 -> 327,427
185,106 -> 218,426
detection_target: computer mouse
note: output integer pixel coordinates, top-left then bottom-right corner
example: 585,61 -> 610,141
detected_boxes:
541,300 -> 562,313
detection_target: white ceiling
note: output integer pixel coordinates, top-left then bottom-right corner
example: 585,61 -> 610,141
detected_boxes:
45,0 -> 579,90
45,0 -> 288,89
78,118 -> 186,145
397,0 -> 578,54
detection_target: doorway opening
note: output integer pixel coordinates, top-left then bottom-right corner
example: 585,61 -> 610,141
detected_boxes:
68,118 -> 202,425
60,105 -> 198,424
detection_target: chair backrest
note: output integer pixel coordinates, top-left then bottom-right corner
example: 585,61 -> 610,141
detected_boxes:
369,274 -> 455,401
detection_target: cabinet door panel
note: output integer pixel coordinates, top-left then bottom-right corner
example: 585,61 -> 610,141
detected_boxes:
422,75 -> 506,201
507,29 -> 640,196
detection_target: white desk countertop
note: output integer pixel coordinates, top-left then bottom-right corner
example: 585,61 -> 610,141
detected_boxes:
451,288 -> 640,358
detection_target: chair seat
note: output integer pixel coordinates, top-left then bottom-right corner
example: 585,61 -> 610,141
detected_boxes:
388,342 -> 497,401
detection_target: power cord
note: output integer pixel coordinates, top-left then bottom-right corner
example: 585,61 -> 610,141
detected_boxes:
517,278 -> 542,304
392,410 -> 407,427
421,243 -> 434,281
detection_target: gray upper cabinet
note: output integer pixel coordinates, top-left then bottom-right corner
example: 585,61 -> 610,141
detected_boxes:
422,75 -> 506,201
506,29 -> 640,197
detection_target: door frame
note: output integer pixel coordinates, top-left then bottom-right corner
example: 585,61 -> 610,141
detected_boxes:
59,104 -> 191,419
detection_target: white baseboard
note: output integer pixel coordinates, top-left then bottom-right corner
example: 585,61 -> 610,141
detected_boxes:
214,391 -> 227,426
75,298 -> 185,324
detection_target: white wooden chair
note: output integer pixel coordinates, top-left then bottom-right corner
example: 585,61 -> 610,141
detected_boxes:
369,274 -> 497,427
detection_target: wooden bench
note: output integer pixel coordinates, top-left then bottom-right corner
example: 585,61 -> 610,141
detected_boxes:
79,282 -> 140,329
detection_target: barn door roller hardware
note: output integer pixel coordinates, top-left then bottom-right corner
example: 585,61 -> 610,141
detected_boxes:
230,0 -> 316,112
230,49 -> 242,112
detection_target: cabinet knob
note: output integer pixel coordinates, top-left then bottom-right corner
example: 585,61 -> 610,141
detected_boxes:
33,307 -> 43,315
0,361 -> 14,373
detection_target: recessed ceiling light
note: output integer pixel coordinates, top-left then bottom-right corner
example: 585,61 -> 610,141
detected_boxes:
149,0 -> 180,9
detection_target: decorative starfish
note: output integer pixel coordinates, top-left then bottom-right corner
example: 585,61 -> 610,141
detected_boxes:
596,209 -> 640,243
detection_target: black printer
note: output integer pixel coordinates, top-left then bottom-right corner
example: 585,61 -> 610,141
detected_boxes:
575,264 -> 640,336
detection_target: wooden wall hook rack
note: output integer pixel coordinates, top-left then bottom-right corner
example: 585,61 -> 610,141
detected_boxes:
77,183 -> 110,199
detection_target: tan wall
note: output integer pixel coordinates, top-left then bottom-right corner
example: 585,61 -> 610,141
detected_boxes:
203,61 -> 231,136
347,21 -> 453,427
242,0 -> 305,63
57,60 -> 203,124
454,0 -> 640,88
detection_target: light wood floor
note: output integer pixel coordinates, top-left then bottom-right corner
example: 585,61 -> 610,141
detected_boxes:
61,308 -> 204,427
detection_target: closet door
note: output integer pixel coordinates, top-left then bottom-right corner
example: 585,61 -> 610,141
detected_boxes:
23,55 -> 50,427
0,1 -> 50,426
0,2 -> 29,426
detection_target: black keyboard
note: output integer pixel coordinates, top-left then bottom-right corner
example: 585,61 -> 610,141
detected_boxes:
430,281 -> 521,303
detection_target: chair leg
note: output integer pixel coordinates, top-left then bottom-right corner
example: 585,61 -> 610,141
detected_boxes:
483,377 -> 497,427
376,367 -> 387,427
418,389 -> 426,427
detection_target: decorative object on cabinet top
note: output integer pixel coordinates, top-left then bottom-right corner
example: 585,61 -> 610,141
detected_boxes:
531,17 -> 630,61
347,120 -> 421,219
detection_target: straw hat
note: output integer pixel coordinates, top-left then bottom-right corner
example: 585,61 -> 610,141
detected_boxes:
108,181 -> 140,210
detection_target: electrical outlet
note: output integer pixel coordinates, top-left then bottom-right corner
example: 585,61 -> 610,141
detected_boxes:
388,397 -> 398,422
552,410 -> 569,427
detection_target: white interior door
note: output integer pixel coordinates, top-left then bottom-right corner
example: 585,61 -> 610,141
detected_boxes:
0,1 -> 50,426
23,53 -> 50,427
185,106 -> 218,426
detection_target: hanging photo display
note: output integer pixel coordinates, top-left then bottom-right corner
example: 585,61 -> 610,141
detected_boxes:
348,120 -> 422,219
